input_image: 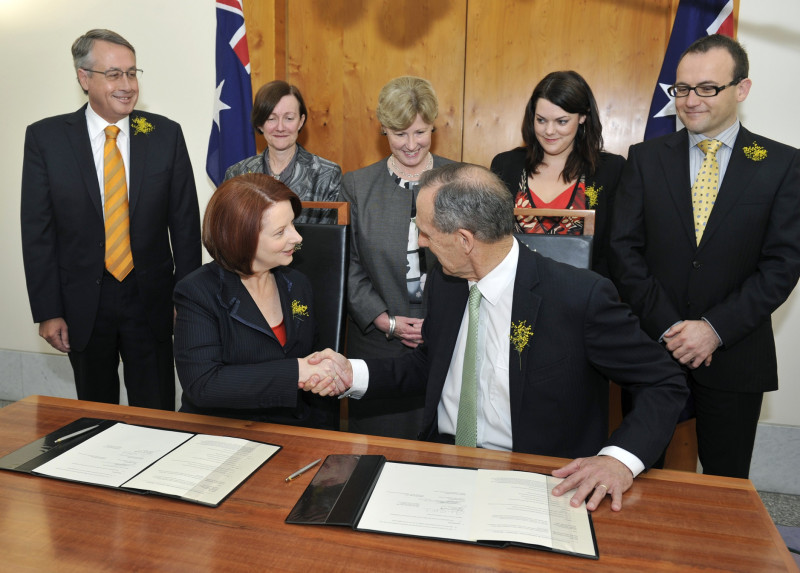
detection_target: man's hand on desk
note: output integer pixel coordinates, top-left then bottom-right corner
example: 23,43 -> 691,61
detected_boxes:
551,456 -> 634,512
300,349 -> 353,396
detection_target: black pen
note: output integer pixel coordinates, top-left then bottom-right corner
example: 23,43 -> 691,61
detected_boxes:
285,458 -> 322,482
54,424 -> 100,444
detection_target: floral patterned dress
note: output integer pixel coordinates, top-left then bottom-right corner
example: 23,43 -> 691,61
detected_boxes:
514,169 -> 587,234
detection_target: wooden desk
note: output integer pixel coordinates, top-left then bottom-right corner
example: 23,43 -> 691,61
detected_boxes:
0,396 -> 794,572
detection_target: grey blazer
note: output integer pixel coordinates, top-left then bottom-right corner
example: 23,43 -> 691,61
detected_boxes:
225,144 -> 342,224
341,155 -> 454,358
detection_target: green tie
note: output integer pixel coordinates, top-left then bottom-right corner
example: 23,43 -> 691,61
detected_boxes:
692,139 -> 723,244
455,285 -> 482,447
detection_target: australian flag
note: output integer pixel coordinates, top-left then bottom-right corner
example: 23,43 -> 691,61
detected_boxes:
643,0 -> 736,141
206,0 -> 256,186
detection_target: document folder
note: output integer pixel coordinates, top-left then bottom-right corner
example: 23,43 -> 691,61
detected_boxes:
0,417 -> 280,507
286,454 -> 598,559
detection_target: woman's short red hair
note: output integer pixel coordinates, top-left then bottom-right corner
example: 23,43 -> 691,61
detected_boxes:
203,173 -> 301,275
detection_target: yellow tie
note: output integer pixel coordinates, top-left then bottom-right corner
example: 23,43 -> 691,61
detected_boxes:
103,126 -> 133,281
691,139 -> 723,244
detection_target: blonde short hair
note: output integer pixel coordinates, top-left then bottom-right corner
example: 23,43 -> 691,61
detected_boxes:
376,76 -> 439,131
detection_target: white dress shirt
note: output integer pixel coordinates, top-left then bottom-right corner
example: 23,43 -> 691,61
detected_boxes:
688,120 -> 740,185
86,104 -> 131,211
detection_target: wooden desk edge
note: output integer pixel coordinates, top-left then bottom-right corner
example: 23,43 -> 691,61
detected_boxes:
10,396 -> 764,487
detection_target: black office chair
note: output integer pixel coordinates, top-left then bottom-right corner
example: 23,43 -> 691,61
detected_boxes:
513,208 -> 595,270
292,202 -> 350,353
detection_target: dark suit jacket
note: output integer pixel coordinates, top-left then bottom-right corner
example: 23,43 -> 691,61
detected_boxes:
21,105 -> 201,351
364,242 -> 688,467
490,148 -> 625,277
610,127 -> 800,393
173,262 -> 337,429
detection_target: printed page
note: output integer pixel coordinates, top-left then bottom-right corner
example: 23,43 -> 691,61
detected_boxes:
470,469 -> 553,547
33,423 -> 192,487
356,462 -> 477,541
546,476 -> 597,557
123,434 -> 279,505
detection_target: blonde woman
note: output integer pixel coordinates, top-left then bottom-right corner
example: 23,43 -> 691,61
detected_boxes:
342,76 -> 453,438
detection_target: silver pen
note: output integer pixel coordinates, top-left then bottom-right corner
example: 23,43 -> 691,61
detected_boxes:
54,424 -> 100,444
285,458 -> 322,482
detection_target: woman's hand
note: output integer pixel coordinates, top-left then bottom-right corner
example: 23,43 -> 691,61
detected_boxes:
297,353 -> 351,396
375,312 -> 424,348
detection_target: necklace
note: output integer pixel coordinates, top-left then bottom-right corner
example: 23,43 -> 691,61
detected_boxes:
269,157 -> 289,180
390,153 -> 433,179
266,147 -> 296,181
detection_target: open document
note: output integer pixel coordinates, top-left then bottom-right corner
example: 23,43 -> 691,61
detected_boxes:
0,418 -> 280,506
286,455 -> 597,559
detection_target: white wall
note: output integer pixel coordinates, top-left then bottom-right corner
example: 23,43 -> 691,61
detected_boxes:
0,0 -> 216,350
738,0 -> 800,426
0,0 -> 798,427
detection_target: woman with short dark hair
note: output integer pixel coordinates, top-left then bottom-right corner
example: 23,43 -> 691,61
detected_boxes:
491,71 -> 624,276
174,173 -> 339,428
225,80 -> 342,224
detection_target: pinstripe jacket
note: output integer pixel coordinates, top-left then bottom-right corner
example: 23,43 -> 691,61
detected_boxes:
173,262 -> 337,429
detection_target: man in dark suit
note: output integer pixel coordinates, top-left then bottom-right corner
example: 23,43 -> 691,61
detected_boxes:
20,29 -> 201,409
306,162 -> 687,512
610,34 -> 800,478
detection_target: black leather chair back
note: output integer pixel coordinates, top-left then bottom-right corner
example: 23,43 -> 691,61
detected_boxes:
292,223 -> 349,352
514,234 -> 594,269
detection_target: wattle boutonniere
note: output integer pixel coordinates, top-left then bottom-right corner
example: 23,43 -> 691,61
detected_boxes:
131,116 -> 155,135
743,141 -> 767,162
509,320 -> 534,368
291,300 -> 309,321
584,184 -> 602,208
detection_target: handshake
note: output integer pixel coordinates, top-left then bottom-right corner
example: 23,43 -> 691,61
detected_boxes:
297,349 -> 353,397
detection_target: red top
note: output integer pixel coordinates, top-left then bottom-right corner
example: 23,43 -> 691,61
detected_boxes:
515,178 -> 587,235
272,319 -> 287,346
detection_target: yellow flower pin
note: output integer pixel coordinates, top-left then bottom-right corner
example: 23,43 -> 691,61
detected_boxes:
509,320 -> 534,368
743,141 -> 767,161
291,300 -> 309,320
585,184 -> 602,208
131,116 -> 155,136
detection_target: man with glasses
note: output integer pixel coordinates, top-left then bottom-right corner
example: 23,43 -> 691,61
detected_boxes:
21,29 -> 200,410
610,34 -> 800,478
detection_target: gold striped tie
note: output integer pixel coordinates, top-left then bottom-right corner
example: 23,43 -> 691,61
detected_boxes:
691,139 -> 723,245
103,126 -> 133,281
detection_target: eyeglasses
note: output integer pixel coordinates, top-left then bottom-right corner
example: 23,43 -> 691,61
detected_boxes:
81,68 -> 143,82
668,79 -> 740,98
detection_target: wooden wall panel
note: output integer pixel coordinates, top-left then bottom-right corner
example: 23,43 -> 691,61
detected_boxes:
243,0 -> 277,102
244,0 -> 282,154
284,0 -> 467,173
244,0 -> 695,173
463,0 -> 678,168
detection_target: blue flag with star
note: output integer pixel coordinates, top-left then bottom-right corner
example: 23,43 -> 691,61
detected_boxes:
206,0 -> 256,186
644,0 -> 735,141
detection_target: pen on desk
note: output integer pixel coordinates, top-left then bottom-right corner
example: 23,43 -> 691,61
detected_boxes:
285,458 -> 322,482
54,424 -> 100,444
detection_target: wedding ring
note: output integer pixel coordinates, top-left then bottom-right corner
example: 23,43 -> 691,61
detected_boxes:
597,484 -> 608,492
